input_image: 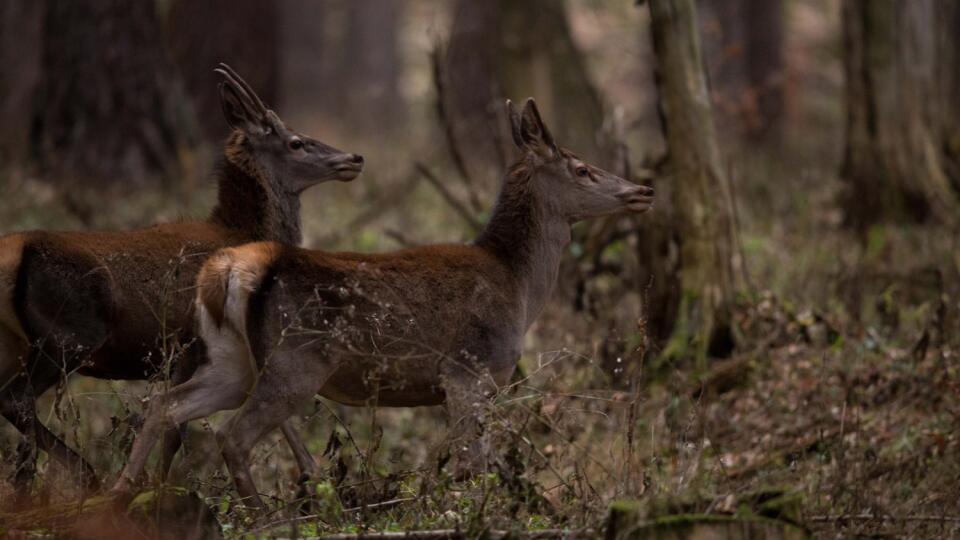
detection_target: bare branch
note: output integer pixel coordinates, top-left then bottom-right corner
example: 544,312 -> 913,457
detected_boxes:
415,162 -> 483,232
429,44 -> 485,214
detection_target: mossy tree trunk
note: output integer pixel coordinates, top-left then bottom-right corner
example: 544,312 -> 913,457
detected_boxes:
840,0 -> 960,229
648,0 -> 740,367
32,0 -> 199,191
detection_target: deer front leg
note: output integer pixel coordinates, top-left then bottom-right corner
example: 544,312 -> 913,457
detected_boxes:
440,371 -> 498,480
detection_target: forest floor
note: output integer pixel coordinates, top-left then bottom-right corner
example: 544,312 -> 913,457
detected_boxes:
0,142 -> 958,539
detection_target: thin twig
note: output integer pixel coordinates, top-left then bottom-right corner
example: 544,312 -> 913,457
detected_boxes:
314,167 -> 424,246
415,162 -> 482,232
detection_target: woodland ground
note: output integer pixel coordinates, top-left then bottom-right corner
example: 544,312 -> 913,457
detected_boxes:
0,117 -> 957,539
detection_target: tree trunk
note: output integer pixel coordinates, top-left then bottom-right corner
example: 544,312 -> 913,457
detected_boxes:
648,0 -> 740,366
840,0 -> 960,229
340,0 -> 405,139
698,0 -> 785,143
444,0 -> 504,187
499,0 -> 606,158
0,0 -> 43,170
741,0 -> 785,143
32,0 -> 199,190
443,0 -> 607,190
938,1 -> 960,193
168,0 -> 279,142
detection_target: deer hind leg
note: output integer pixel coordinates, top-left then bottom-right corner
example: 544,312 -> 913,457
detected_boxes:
111,349 -> 255,495
217,352 -> 335,510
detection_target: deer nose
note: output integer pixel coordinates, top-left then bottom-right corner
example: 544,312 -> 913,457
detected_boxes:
349,154 -> 364,165
639,185 -> 654,196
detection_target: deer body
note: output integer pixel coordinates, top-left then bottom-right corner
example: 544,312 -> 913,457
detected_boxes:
113,99 -> 654,507
0,65 -> 363,502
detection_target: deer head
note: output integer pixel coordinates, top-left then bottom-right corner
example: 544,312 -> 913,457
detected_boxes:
216,63 -> 363,194
506,99 -> 654,222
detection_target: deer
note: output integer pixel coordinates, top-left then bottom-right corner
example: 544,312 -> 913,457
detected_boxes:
0,64 -> 363,504
110,98 -> 654,508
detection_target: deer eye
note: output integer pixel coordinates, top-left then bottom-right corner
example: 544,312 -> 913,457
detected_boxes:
289,138 -> 304,151
576,166 -> 590,178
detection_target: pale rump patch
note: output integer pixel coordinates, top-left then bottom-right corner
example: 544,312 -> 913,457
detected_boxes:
196,242 -> 280,381
0,234 -> 26,340
197,242 -> 279,333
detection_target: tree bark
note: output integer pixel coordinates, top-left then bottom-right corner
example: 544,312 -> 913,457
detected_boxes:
840,0 -> 960,229
0,0 -> 43,170
648,0 -> 740,365
443,0 -> 607,189
740,0 -> 784,143
340,0 -> 405,138
32,0 -> 199,190
443,0 -> 504,187
168,0 -> 279,142
499,0 -> 606,158
698,0 -> 785,143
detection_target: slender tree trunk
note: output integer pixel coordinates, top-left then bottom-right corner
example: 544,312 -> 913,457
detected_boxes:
341,0 -> 405,138
648,0 -> 740,365
32,0 -> 199,190
0,0 -> 43,170
444,0 -> 607,189
444,0 -> 504,187
499,0 -> 605,158
741,0 -> 784,143
698,0 -> 785,143
168,0 -> 279,142
840,0 -> 960,229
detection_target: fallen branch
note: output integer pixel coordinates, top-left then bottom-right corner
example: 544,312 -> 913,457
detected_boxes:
314,529 -> 592,540
808,514 -> 960,524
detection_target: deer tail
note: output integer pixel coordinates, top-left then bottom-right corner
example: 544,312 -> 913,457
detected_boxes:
196,242 -> 279,335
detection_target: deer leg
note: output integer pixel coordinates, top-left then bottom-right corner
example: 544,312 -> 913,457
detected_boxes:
156,352 -> 200,482
112,356 -> 254,495
218,357 -> 332,510
440,368 -> 499,480
1,350 -> 100,503
280,418 -> 319,511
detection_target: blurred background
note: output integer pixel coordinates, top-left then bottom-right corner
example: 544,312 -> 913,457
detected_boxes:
1,0 -> 959,536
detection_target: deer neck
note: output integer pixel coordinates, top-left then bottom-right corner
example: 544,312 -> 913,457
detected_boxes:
209,141 -> 303,246
476,174 -> 570,329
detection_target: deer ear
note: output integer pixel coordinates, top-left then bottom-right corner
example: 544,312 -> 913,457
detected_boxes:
519,98 -> 558,158
219,82 -> 264,135
506,99 -> 524,149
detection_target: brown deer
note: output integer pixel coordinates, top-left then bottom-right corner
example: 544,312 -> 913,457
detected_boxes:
0,64 -> 363,503
111,99 -> 654,507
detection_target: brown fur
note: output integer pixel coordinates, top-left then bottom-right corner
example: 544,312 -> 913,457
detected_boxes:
197,242 -> 280,330
0,233 -> 26,340
2,64 -> 364,499
126,98 -> 655,508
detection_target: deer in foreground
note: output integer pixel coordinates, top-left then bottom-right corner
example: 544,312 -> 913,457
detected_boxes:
111,99 -> 654,507
0,64 -> 363,503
